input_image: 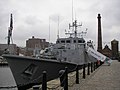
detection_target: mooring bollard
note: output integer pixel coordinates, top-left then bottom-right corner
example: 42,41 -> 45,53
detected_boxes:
76,65 -> 79,84
59,70 -> 65,87
87,63 -> 90,75
96,61 -> 98,69
83,64 -> 86,79
42,71 -> 47,90
97,60 -> 100,67
91,62 -> 93,73
64,67 -> 68,90
94,62 -> 96,71
100,61 -> 103,66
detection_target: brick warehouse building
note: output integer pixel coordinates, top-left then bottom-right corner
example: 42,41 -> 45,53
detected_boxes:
0,44 -> 18,55
111,39 -> 119,59
102,45 -> 112,58
26,36 -> 49,56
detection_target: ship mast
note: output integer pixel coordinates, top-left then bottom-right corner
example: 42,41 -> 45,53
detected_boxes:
57,16 -> 60,39
7,14 -> 13,45
65,0 -> 87,38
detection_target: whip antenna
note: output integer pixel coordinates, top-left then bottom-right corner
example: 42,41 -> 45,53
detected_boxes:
57,16 -> 60,39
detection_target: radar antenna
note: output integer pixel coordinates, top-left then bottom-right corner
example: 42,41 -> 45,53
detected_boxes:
78,28 -> 87,38
66,20 -> 82,37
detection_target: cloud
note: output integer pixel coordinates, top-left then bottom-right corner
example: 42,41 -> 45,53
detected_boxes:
0,0 -> 120,48
50,14 -> 64,23
24,15 -> 42,26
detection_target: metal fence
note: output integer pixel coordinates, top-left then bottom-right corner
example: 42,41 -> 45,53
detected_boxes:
31,61 -> 103,90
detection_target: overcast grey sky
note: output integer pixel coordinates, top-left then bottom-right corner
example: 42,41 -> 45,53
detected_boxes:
0,0 -> 120,49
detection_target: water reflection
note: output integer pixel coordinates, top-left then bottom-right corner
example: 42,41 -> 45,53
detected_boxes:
0,66 -> 18,90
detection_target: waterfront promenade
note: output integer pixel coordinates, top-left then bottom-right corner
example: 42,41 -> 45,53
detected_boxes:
28,60 -> 120,90
69,60 -> 120,90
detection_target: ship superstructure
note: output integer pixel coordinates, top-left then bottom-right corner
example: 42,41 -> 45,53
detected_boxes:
39,20 -> 88,64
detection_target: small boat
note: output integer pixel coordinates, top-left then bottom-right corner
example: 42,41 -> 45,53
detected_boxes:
2,20 -> 97,89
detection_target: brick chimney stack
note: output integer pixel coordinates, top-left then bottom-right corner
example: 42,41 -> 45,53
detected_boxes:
97,14 -> 102,53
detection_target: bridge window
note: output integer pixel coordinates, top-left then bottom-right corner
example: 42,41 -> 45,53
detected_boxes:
78,40 -> 82,43
61,40 -> 65,43
74,40 -> 76,43
66,40 -> 70,43
57,40 -> 60,43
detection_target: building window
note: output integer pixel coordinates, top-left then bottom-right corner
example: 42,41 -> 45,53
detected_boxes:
78,40 -> 82,43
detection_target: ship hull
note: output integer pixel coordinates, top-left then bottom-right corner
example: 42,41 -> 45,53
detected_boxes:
2,54 -> 82,90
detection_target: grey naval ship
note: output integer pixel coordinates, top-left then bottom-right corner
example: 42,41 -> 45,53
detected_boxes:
2,20 -> 97,89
